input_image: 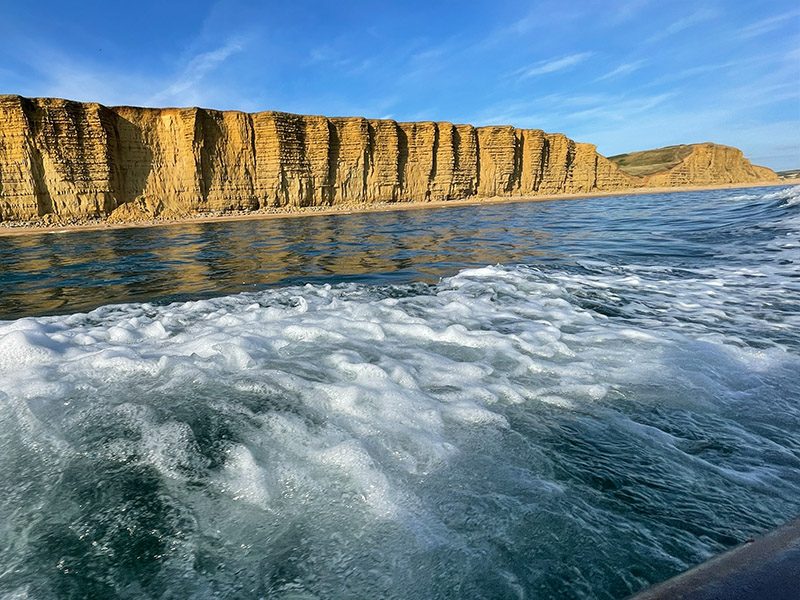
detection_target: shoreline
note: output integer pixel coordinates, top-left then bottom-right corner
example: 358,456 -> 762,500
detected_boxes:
0,180 -> 795,238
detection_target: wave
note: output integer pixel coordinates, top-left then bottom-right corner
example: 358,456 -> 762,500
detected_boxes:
716,185 -> 798,204
781,186 -> 800,207
752,184 -> 800,209
1,263 -> 799,598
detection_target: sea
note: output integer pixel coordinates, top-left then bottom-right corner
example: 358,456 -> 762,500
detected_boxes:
0,185 -> 798,599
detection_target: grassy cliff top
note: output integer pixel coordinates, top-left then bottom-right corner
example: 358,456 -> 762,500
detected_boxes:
608,145 -> 696,177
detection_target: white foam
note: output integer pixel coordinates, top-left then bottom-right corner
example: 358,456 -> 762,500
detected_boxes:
3,264 -> 790,436
763,185 -> 800,203
218,444 -> 272,509
0,327 -> 62,371
1,257 -> 798,595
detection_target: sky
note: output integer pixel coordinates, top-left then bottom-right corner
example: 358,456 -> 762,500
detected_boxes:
1,0 -> 799,170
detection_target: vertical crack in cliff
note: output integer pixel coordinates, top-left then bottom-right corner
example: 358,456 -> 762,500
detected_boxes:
429,123 -> 438,202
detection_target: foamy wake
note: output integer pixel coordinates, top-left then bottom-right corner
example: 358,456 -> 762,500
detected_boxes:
1,261 -> 799,598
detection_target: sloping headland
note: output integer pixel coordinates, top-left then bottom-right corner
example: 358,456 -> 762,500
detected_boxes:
0,95 -> 780,230
607,144 -> 777,185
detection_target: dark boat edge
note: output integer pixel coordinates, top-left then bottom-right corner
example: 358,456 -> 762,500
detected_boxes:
630,516 -> 800,599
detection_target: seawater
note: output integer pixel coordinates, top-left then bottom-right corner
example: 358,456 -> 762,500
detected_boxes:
0,186 -> 799,599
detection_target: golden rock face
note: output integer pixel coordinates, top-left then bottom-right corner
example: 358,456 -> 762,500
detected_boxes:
608,143 -> 780,187
640,143 -> 780,187
0,95 -> 779,223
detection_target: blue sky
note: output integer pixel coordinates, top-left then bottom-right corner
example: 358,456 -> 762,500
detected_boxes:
1,0 -> 799,169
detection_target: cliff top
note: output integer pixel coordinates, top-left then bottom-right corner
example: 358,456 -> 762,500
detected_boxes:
0,94 -> 566,135
607,144 -> 732,177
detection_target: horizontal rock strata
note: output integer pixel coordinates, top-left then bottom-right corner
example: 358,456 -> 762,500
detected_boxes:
0,95 -> 779,223
640,144 -> 779,187
608,143 -> 779,186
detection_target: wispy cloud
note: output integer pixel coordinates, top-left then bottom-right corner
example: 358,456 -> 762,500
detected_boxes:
645,60 -> 737,87
568,93 -> 675,123
648,8 -> 717,42
725,79 -> 800,109
149,38 -> 246,105
644,50 -> 794,88
1,31 -> 254,110
595,60 -> 647,82
500,4 -> 589,37
308,44 -> 375,75
607,0 -> 653,24
476,3 -> 590,50
513,52 -> 593,79
471,90 -> 674,133
738,9 -> 800,39
410,46 -> 449,63
4,39 -> 150,106
395,39 -> 462,85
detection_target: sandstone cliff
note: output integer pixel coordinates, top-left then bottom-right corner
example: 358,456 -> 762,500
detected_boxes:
0,95 -> 778,224
608,143 -> 779,187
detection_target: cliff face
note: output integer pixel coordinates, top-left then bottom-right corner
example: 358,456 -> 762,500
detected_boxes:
642,144 -> 779,187
609,143 -> 779,187
0,95 -> 778,223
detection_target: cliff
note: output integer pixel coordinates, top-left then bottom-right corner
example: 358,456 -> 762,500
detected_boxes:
608,143 -> 779,187
0,95 -> 779,224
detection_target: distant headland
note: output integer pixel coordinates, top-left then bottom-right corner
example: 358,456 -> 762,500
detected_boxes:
0,95 -> 781,231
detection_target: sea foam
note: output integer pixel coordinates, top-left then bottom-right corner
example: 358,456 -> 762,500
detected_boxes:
1,187 -> 799,598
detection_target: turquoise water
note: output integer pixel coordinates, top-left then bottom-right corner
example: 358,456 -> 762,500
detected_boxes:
0,186 -> 799,599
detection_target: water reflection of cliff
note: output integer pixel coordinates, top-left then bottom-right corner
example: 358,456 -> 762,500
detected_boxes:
0,204 -> 554,319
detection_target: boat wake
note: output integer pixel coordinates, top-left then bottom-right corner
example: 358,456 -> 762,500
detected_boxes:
1,185 -> 799,598
2,250 -> 799,598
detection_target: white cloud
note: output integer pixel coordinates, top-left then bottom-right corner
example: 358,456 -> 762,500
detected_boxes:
567,93 -> 675,124
648,8 -> 717,42
485,3 -> 590,41
608,0 -> 653,24
307,44 -> 375,75
595,60 -> 647,82
0,32 -> 252,110
149,39 -> 245,106
469,91 -> 674,133
14,53 -> 148,106
738,9 -> 800,39
514,52 -> 593,79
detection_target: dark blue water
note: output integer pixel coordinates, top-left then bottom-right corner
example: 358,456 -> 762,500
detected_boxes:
0,186 -> 798,599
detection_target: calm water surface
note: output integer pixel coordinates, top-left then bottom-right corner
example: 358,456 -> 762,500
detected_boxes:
4,187 -> 792,320
0,186 -> 799,599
